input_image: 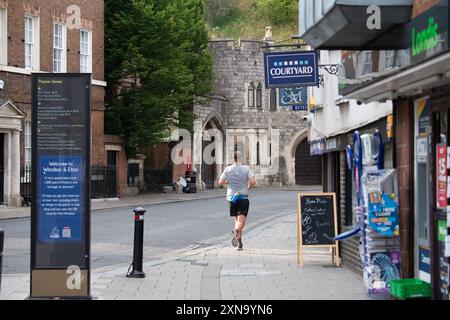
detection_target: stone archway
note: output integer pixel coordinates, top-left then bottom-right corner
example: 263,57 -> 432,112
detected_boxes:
284,129 -> 309,185
200,116 -> 225,189
294,140 -> 322,185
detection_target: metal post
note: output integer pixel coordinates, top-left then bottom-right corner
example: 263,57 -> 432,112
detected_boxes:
0,229 -> 4,292
127,207 -> 146,278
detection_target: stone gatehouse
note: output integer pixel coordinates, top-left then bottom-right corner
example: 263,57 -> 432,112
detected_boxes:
191,39 -> 320,189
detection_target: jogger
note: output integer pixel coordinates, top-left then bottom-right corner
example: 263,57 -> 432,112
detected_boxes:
219,151 -> 256,251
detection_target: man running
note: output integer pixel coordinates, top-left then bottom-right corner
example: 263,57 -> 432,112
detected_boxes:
219,151 -> 256,251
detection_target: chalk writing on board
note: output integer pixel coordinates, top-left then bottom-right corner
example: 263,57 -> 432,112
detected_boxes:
300,194 -> 336,246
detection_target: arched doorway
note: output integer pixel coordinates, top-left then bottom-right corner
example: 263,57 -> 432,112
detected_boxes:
201,117 -> 224,189
295,139 -> 322,185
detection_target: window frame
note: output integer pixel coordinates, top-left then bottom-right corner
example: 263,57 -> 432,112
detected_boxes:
25,121 -> 32,168
270,88 -> 277,112
53,22 -> 67,73
0,8 -> 7,65
24,15 -> 33,70
80,29 -> 92,73
256,83 -> 263,109
384,50 -> 395,70
248,82 -> 255,108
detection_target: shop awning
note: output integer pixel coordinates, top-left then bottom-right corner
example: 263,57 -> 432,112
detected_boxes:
298,0 -> 412,50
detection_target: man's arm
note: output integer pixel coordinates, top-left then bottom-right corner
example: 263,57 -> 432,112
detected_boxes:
248,176 -> 256,189
218,169 -> 228,186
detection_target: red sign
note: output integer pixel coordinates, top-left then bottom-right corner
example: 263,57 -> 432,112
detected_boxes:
436,144 -> 447,209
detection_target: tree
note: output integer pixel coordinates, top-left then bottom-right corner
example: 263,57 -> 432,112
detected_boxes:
105,0 -> 213,158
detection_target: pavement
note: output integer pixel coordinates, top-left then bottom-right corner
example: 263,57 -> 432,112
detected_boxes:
0,206 -> 368,300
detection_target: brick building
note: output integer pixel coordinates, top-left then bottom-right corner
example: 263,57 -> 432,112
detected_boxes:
0,0 -> 127,207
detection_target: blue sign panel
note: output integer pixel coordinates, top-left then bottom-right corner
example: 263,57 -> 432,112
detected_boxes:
419,247 -> 431,283
264,51 -> 319,88
38,156 -> 84,242
279,87 -> 308,111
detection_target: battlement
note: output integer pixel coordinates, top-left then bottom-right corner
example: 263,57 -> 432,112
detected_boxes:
209,38 -> 266,54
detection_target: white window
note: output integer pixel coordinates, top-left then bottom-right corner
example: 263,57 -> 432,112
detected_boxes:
24,15 -> 39,70
80,30 -> 91,73
384,50 -> 395,69
0,8 -> 7,65
361,51 -> 373,76
24,16 -> 33,69
25,121 -> 32,168
53,23 -> 66,72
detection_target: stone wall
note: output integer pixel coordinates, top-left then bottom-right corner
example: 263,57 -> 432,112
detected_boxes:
194,39 -> 310,187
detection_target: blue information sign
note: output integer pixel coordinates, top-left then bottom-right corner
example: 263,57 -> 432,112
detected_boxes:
279,87 -> 308,111
38,156 -> 84,242
264,51 -> 319,88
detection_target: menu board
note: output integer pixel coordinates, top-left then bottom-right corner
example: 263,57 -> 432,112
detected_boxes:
297,193 -> 340,267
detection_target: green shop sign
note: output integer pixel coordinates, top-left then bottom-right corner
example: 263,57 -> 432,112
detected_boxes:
412,17 -> 440,57
408,1 -> 449,64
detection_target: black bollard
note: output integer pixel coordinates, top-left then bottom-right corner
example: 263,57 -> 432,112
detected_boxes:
127,207 -> 146,278
0,229 -> 3,292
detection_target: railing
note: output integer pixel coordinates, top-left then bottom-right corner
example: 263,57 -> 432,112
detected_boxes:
20,167 -> 32,206
91,165 -> 117,199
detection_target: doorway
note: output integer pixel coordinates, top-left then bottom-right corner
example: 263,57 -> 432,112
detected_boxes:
295,139 -> 322,185
106,151 -> 118,198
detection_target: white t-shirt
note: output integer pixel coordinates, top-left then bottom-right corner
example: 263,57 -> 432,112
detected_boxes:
220,164 -> 254,201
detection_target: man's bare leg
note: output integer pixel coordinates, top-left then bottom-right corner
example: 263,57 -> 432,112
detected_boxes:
235,215 -> 247,250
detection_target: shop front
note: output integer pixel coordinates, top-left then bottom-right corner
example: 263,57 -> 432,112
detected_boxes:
333,1 -> 450,299
322,117 -> 394,277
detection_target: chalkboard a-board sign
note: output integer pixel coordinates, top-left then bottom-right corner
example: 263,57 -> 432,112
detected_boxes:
297,193 -> 340,267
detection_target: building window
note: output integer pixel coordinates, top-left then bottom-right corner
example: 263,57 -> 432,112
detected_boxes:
0,8 -> 7,65
53,23 -> 66,73
270,89 -> 277,112
384,50 -> 395,69
248,82 -> 255,108
256,83 -> 262,109
24,16 -> 33,69
25,121 -> 32,168
256,141 -> 260,165
395,49 -> 410,68
24,15 -> 39,70
80,30 -> 91,73
361,51 -> 373,76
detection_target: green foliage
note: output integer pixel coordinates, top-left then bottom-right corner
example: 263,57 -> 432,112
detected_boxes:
204,0 -> 298,42
105,0 -> 213,158
203,0 -> 240,27
256,0 -> 297,25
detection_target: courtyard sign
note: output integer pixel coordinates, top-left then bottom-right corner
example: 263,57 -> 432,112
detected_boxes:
264,51 -> 319,88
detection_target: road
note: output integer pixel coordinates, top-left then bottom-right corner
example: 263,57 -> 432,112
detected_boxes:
0,189 -> 304,274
